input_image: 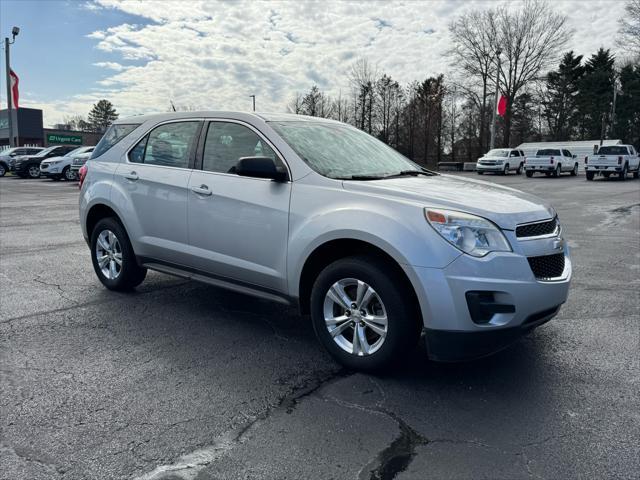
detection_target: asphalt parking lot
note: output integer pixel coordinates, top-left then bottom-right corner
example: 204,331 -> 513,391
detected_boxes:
1,171 -> 638,480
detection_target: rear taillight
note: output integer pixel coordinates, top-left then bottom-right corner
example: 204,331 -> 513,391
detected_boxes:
618,156 -> 623,164
550,157 -> 554,164
78,164 -> 88,189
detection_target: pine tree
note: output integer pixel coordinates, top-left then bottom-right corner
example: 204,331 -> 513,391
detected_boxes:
576,49 -> 616,139
543,51 -> 585,140
88,100 -> 119,133
614,63 -> 640,147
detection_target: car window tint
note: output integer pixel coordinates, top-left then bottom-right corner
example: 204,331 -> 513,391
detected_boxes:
129,136 -> 148,163
202,122 -> 276,174
562,150 -> 571,157
134,122 -> 199,168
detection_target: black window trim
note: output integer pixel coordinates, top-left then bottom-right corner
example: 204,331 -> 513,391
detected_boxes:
125,119 -> 204,171
194,118 -> 291,182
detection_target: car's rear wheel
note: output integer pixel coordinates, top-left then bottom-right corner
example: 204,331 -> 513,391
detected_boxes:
27,165 -> 41,179
0,163 -> 6,177
90,217 -> 147,291
310,256 -> 420,372
516,163 -> 523,175
619,164 -> 628,180
526,171 -> 533,178
63,166 -> 76,181
586,171 -> 595,181
553,164 -> 561,178
571,163 -> 578,176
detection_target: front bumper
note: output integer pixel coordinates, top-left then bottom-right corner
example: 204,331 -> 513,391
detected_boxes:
40,165 -> 62,176
476,163 -> 504,172
409,235 -> 571,361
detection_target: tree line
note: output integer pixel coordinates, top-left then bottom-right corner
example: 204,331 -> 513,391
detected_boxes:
287,0 -> 640,167
62,99 -> 119,134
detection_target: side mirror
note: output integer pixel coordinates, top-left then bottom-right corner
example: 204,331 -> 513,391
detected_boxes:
235,156 -> 287,182
9,152 -> 17,157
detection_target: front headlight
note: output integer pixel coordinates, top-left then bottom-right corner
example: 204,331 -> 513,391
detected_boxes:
425,208 -> 512,257
48,160 -> 60,165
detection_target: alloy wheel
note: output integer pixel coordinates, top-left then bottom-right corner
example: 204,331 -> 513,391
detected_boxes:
323,278 -> 388,356
64,168 -> 76,181
28,166 -> 40,178
95,230 -> 123,280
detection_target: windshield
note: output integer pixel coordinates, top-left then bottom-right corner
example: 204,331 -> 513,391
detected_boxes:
536,149 -> 561,156
1,147 -> 19,156
34,146 -> 58,157
269,121 -> 423,179
598,146 -> 628,155
92,123 -> 140,159
64,147 -> 86,157
485,149 -> 510,157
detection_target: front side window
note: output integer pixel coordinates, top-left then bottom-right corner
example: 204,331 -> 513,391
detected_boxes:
92,123 -> 140,159
562,150 -> 571,157
202,121 -> 276,174
129,121 -> 199,169
510,150 -> 520,157
269,121 -> 421,179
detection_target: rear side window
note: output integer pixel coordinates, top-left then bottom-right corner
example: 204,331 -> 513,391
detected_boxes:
129,121 -> 199,169
598,146 -> 629,155
92,124 -> 140,159
536,149 -> 561,156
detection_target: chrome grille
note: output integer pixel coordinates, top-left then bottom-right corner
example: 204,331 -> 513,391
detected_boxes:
516,217 -> 558,238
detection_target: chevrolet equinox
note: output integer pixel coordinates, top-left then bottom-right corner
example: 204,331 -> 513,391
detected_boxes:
79,112 -> 571,371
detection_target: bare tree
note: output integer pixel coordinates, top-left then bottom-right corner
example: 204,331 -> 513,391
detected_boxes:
448,9 -> 496,154
287,93 -> 304,114
488,0 -> 571,146
349,58 -> 377,133
619,0 -> 640,57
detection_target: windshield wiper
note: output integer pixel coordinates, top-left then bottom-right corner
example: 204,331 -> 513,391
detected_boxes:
335,174 -> 389,180
386,169 -> 436,178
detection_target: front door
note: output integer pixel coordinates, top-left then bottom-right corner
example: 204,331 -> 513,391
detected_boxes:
187,120 -> 291,293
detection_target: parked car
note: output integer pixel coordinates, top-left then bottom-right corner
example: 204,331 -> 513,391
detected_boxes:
524,149 -> 579,177
0,147 -> 44,176
79,112 -> 571,371
585,145 -> 639,181
70,148 -> 96,175
13,145 -> 80,178
476,148 -> 525,175
40,146 -> 94,181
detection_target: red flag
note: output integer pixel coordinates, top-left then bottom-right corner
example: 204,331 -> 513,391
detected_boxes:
497,94 -> 507,117
9,69 -> 19,109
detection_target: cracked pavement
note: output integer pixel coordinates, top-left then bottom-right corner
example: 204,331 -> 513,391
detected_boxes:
1,173 -> 639,479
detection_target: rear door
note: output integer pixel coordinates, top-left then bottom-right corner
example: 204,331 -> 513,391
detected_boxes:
113,119 -> 202,265
186,119 -> 291,292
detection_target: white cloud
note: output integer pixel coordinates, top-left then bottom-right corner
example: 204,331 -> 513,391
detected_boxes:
34,0 -> 627,125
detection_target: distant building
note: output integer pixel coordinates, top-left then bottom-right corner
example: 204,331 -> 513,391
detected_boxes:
0,107 -> 102,148
517,140 -> 623,160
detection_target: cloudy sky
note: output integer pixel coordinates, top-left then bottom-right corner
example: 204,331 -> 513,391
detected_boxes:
1,0 -> 627,126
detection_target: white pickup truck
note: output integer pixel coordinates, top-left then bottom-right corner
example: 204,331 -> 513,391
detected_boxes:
585,145 -> 639,181
525,148 -> 579,178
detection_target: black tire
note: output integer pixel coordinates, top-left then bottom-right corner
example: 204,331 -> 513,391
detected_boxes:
477,171 -> 484,175
603,172 -> 611,178
586,171 -> 595,181
553,164 -> 561,178
62,166 -> 76,181
0,163 -> 6,177
90,217 -> 147,291
310,256 -> 420,372
619,164 -> 628,180
570,163 -> 578,176
27,165 -> 41,179
516,163 -> 523,175
633,169 -> 639,179
525,170 -> 533,178
503,163 -> 509,175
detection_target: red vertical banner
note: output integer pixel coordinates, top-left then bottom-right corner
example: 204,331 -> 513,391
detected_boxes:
9,69 -> 19,109
497,95 -> 507,117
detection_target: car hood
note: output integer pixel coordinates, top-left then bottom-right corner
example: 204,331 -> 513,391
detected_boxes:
478,155 -> 509,161
342,174 -> 554,230
41,155 -> 66,164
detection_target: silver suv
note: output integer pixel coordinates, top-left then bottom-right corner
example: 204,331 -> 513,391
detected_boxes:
79,112 -> 571,371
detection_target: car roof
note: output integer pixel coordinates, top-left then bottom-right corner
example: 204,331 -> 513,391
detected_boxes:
113,111 -> 342,126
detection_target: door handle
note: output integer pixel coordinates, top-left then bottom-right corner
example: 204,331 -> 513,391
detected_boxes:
124,171 -> 139,181
191,184 -> 212,196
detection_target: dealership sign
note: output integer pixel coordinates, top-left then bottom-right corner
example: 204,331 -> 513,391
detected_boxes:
47,133 -> 82,145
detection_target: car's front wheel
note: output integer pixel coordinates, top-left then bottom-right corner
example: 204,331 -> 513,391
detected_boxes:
63,166 -> 76,181
27,165 -> 41,179
0,163 -> 6,177
310,256 -> 420,372
90,217 -> 147,291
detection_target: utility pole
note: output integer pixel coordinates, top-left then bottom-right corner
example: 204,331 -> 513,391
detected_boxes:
249,95 -> 256,112
489,48 -> 502,151
4,27 -> 19,147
